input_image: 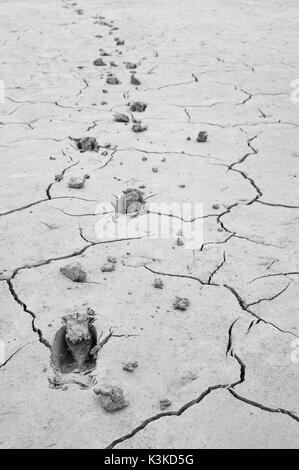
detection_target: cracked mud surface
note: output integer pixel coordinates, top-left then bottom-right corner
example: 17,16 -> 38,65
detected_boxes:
0,0 -> 298,449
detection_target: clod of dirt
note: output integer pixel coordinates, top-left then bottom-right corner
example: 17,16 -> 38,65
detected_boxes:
60,262 -> 87,282
101,262 -> 115,272
55,173 -> 63,182
51,307 -> 97,374
69,136 -> 99,152
101,255 -> 117,272
106,75 -> 120,85
114,112 -> 130,123
173,296 -> 190,311
130,74 -> 141,86
100,51 -> 111,56
93,58 -> 106,66
125,62 -> 137,69
186,136 -> 191,141
142,156 -> 148,161
114,188 -> 145,214
176,236 -> 184,246
212,203 -> 220,209
153,278 -> 164,289
152,167 -> 158,173
116,40 -> 125,46
132,122 -> 147,133
94,385 -> 129,411
196,131 -> 208,142
159,399 -> 172,410
67,176 -> 85,189
130,101 -> 147,112
122,361 -> 138,372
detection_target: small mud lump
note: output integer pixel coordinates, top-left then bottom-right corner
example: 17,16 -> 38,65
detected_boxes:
70,136 -> 99,152
196,131 -> 208,142
130,101 -> 147,112
173,296 -> 190,311
60,262 -> 87,282
94,385 -> 129,411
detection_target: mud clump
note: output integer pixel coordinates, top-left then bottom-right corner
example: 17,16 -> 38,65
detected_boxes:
132,122 -> 147,133
173,296 -> 190,311
159,399 -> 172,410
106,75 -> 120,85
51,307 -> 98,375
130,74 -> 141,86
101,255 -> 117,272
68,176 -> 85,189
93,58 -> 106,66
60,262 -> 87,282
94,385 -> 129,411
153,278 -> 164,289
122,361 -> 138,372
176,236 -> 184,246
130,101 -> 147,112
114,112 -> 130,123
69,136 -> 99,152
125,62 -> 137,69
196,131 -> 208,142
114,188 -> 145,214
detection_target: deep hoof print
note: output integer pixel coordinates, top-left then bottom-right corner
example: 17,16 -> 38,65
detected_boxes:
94,385 -> 129,411
51,307 -> 98,375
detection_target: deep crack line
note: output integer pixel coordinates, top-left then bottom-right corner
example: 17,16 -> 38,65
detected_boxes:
105,384 -> 228,449
6,279 -> 52,350
228,388 -> 299,424
223,284 -> 298,338
207,252 -> 226,284
46,161 -> 79,199
0,340 -> 38,369
245,281 -> 291,308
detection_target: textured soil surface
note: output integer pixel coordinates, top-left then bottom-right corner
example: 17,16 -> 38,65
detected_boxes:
0,0 -> 299,449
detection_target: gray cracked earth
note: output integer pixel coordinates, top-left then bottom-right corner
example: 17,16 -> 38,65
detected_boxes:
0,0 -> 299,449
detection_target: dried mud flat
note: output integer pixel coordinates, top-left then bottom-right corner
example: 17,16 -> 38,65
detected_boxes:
0,0 -> 299,449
